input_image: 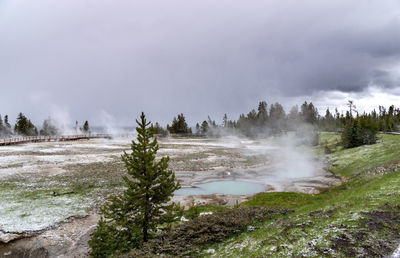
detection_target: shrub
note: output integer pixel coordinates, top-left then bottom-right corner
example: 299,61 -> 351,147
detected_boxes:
126,206 -> 292,257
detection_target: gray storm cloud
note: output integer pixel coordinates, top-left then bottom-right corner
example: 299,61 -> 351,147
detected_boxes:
0,0 -> 400,125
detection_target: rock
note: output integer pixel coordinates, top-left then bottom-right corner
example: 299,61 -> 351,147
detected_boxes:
247,225 -> 257,232
1,247 -> 48,258
0,231 -> 29,244
199,211 -> 213,216
205,248 -> 215,254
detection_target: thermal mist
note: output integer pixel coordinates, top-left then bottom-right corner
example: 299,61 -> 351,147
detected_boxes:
214,134 -> 324,181
0,131 -> 337,235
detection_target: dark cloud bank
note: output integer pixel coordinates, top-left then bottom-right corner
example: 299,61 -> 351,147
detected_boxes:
0,0 -> 399,125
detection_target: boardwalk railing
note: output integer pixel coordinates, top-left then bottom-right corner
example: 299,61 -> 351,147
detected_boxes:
378,131 -> 400,135
0,134 -> 112,146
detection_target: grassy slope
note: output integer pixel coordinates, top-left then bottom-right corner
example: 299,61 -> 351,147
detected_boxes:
204,134 -> 400,257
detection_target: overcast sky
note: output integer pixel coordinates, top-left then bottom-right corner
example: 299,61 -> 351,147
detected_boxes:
1,0 -> 400,127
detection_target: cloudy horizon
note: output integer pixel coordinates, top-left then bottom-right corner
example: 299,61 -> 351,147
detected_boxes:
1,0 -> 400,127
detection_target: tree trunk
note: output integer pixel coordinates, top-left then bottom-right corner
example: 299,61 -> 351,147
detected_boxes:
143,192 -> 149,242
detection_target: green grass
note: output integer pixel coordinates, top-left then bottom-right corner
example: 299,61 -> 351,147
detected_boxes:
204,134 -> 400,257
244,192 -> 318,210
326,134 -> 400,178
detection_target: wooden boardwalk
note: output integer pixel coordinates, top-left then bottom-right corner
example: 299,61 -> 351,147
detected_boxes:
380,131 -> 400,135
0,134 -> 112,146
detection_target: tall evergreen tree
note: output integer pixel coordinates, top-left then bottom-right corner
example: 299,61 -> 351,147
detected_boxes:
300,101 -> 318,124
320,108 -> 335,131
201,120 -> 209,134
14,112 -> 37,136
4,115 -> 11,130
269,102 -> 286,132
3,115 -> 11,136
168,113 -> 190,134
347,100 -> 357,117
195,123 -> 201,135
287,105 -> 300,130
222,113 -> 228,127
14,113 -> 26,135
40,117 -> 58,136
151,122 -> 166,135
341,118 -> 357,148
207,115 -> 217,128
256,101 -> 268,127
83,120 -> 90,134
246,109 -> 257,124
90,112 -> 182,256
0,115 -> 4,135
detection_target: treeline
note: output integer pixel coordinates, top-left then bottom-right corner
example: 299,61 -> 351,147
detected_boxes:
159,102 -> 399,138
155,101 -> 400,148
186,101 -> 321,138
5,101 -> 400,147
203,101 -> 399,137
0,112 -> 91,138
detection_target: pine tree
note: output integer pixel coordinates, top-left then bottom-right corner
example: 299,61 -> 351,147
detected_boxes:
269,102 -> 286,132
14,112 -> 27,135
151,122 -> 166,135
89,112 -> 182,256
300,101 -> 318,124
171,117 -> 178,133
3,115 -> 11,136
168,114 -> 189,134
201,120 -> 209,134
256,101 -> 268,127
0,115 -> 4,135
287,105 -> 299,130
4,115 -> 11,130
83,121 -> 90,134
177,113 -> 189,133
14,112 -> 37,136
195,123 -> 200,135
222,113 -> 228,127
40,117 -> 58,136
341,118 -> 356,148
